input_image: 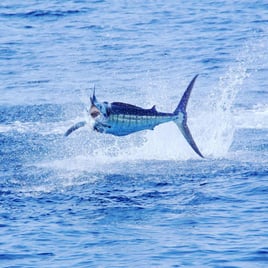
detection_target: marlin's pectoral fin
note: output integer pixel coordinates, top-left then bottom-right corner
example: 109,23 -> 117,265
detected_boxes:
64,121 -> 86,137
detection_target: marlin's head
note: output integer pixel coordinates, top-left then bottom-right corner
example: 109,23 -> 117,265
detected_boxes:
64,90 -> 110,137
88,90 -> 109,122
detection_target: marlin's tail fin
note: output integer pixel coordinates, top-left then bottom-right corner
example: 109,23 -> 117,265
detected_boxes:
64,121 -> 86,137
173,75 -> 204,158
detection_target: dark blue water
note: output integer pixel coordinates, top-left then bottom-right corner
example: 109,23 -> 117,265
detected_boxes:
1,1 -> 268,267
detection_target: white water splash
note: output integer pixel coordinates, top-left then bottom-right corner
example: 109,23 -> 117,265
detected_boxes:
197,38 -> 266,158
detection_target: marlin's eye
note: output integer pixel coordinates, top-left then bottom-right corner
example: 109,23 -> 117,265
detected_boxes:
91,110 -> 100,118
90,105 -> 101,118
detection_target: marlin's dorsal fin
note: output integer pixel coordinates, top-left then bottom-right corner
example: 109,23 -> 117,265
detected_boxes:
90,86 -> 97,104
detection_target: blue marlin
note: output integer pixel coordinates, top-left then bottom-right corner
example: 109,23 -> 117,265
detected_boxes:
65,75 -> 204,158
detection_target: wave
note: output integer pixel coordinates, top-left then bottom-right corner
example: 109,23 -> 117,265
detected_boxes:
0,9 -> 83,19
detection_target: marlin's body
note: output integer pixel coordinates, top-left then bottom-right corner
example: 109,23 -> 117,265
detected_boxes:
65,75 -> 204,158
93,102 -> 177,136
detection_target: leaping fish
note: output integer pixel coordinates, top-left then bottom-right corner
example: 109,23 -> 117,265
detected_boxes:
65,75 -> 204,158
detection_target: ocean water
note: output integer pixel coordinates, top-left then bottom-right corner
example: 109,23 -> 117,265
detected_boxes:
0,0 -> 268,267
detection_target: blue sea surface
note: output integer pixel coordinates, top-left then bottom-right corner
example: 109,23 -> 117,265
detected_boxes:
1,1 -> 268,267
